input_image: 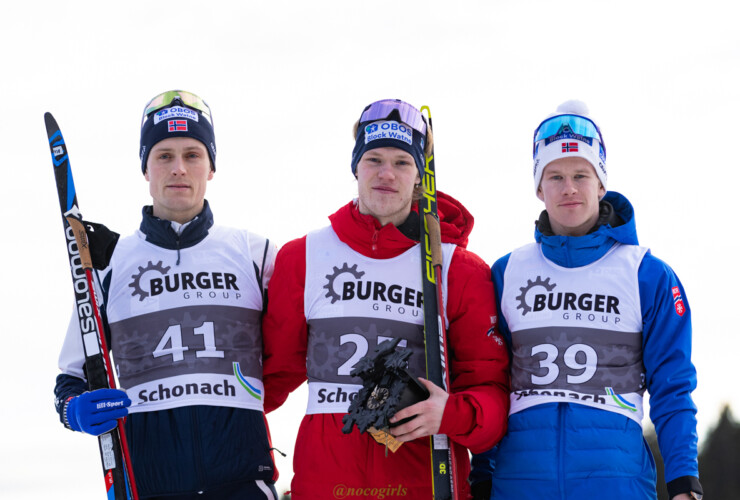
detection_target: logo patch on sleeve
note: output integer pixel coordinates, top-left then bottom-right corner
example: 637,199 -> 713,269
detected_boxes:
486,325 -> 504,346
672,286 -> 686,316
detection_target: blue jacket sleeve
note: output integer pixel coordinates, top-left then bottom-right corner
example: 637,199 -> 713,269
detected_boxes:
639,252 -> 701,492
491,254 -> 513,356
469,253 -> 513,487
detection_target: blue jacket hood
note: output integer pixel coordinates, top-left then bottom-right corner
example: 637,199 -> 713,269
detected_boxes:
535,191 -> 639,268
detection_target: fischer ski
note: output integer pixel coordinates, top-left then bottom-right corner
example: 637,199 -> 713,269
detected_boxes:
45,112 -> 139,500
419,106 -> 458,500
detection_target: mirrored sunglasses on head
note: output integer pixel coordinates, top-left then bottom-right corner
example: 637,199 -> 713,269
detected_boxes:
141,90 -> 212,127
532,114 -> 605,156
359,98 -> 427,136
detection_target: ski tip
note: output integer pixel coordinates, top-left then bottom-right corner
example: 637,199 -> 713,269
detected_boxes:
44,112 -> 58,132
420,106 -> 433,130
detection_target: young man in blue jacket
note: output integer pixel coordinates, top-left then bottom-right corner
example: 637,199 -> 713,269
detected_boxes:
471,100 -> 702,500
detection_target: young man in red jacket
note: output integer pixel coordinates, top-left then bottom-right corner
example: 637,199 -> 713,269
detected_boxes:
262,99 -> 510,499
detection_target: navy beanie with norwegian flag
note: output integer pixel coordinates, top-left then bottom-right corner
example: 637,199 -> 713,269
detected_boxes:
139,103 -> 217,174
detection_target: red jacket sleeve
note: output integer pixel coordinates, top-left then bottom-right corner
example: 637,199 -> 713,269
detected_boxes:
438,247 -> 510,453
262,236 -> 308,414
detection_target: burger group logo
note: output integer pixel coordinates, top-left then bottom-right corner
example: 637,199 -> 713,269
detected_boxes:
323,262 -> 423,316
129,261 -> 170,301
128,260 -> 242,302
516,275 -> 622,325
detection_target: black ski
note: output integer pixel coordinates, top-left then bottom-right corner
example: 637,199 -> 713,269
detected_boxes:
45,112 -> 139,500
419,106 -> 458,500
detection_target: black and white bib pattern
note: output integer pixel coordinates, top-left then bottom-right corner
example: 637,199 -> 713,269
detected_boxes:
502,242 -> 648,423
107,226 -> 265,413
303,226 -> 454,414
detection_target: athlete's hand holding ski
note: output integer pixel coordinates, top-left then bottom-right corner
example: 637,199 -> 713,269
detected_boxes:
64,389 -> 131,436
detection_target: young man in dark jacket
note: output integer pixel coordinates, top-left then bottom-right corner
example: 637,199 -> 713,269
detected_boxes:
54,90 -> 278,499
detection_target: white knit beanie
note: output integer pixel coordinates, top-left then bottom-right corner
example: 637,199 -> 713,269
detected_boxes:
532,100 -> 607,195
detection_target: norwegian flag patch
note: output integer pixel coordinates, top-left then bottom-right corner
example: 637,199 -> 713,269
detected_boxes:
672,286 -> 686,316
168,120 -> 188,132
562,142 -> 579,153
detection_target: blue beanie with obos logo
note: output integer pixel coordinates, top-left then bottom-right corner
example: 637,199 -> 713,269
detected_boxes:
351,118 -> 426,180
139,103 -> 217,174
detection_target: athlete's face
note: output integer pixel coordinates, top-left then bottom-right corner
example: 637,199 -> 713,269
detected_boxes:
537,157 -> 605,237
356,147 -> 421,227
145,137 -> 213,224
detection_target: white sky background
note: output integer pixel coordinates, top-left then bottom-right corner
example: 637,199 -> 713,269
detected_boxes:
1,1 -> 738,497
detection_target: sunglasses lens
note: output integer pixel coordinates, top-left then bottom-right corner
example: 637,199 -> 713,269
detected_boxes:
359,99 -> 427,136
533,114 -> 605,159
534,114 -> 602,144
142,90 -> 212,127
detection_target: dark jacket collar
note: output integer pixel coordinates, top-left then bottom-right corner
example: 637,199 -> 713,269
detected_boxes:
140,199 -> 214,250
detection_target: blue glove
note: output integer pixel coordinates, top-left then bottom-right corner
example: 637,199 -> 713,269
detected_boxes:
64,389 -> 131,436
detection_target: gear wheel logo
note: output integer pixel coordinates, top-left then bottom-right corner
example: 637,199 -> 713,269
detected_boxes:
307,330 -> 339,381
128,260 -> 171,301
515,276 -> 556,316
323,263 -> 365,304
